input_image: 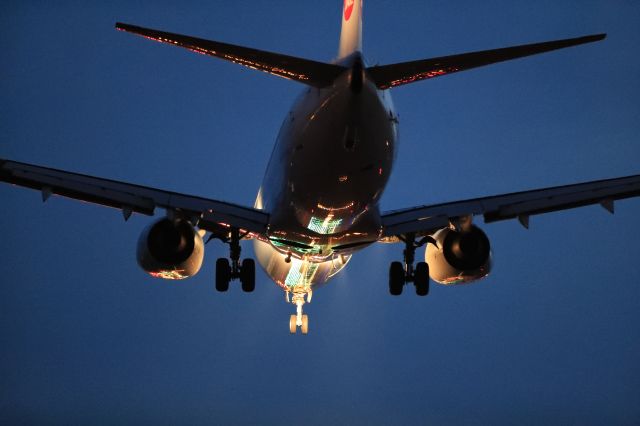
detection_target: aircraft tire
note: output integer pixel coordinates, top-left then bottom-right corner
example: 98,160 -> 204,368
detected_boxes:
415,262 -> 430,296
301,314 -> 309,335
289,314 -> 297,334
240,258 -> 256,292
215,258 -> 231,292
389,261 -> 404,295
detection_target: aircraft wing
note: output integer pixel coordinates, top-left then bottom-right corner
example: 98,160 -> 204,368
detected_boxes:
0,159 -> 269,236
380,174 -> 640,238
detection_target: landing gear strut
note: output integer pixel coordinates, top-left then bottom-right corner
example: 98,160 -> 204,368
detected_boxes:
389,232 -> 433,296
211,227 -> 255,292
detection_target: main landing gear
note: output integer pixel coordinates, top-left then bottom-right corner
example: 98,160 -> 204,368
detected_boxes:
389,232 -> 434,296
287,287 -> 312,335
210,227 -> 255,293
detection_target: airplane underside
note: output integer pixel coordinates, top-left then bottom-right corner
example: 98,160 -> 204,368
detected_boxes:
2,1 -> 635,335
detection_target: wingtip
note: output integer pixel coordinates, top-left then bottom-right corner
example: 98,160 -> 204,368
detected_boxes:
115,22 -> 135,32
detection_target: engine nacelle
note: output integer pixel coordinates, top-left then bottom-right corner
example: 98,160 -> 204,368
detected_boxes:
425,225 -> 492,285
137,218 -> 204,280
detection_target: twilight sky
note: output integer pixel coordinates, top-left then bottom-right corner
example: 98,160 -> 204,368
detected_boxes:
1,1 -> 639,424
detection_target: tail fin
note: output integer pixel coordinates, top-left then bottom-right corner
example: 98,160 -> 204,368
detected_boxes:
338,0 -> 363,59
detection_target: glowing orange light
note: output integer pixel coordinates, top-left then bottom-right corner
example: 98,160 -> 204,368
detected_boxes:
317,201 -> 355,211
149,270 -> 188,280
383,67 -> 459,89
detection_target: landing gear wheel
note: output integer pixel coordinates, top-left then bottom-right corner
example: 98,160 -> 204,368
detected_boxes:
215,258 -> 231,292
301,314 -> 309,335
389,261 -> 404,295
289,314 -> 297,334
414,262 -> 430,296
240,258 -> 256,293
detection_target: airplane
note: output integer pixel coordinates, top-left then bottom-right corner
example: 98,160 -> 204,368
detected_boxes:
1,1 -> 639,335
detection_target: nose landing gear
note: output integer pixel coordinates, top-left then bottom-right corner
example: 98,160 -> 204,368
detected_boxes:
287,288 -> 312,334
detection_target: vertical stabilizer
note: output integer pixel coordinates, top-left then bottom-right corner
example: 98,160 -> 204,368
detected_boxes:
338,0 -> 363,59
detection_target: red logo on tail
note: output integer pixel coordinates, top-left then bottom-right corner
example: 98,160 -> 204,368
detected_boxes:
344,0 -> 355,21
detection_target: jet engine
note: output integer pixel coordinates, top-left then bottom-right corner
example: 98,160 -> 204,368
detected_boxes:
137,218 -> 204,280
425,225 -> 492,285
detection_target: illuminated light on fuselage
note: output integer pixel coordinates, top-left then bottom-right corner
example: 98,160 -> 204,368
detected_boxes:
307,216 -> 343,234
317,201 -> 355,211
283,258 -> 320,288
284,258 -> 304,286
302,262 -> 320,285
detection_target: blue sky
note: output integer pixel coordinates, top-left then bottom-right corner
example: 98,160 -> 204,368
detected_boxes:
1,1 -> 639,424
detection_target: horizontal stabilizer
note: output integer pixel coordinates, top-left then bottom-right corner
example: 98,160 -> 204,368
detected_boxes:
367,33 -> 606,89
116,23 -> 347,87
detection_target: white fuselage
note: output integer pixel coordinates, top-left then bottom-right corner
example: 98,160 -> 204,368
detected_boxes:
254,55 -> 398,291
